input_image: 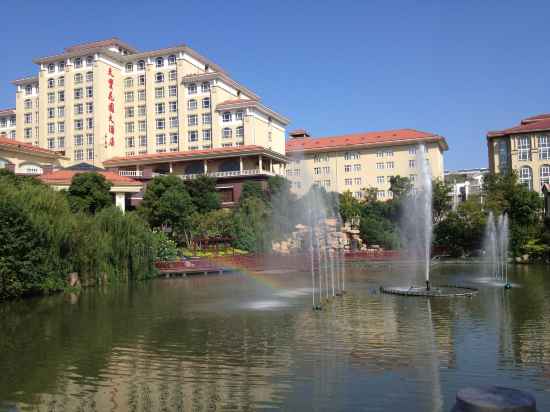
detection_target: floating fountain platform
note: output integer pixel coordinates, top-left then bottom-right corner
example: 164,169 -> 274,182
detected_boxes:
380,285 -> 478,297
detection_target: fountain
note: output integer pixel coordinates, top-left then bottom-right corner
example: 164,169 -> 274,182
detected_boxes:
381,144 -> 478,297
483,212 -> 511,288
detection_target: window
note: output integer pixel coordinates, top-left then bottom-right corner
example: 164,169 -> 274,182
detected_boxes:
519,166 -> 533,190
125,107 -> 134,118
386,161 -> 394,169
138,90 -> 146,101
48,63 -> 55,73
74,149 -> 83,161
201,82 -> 210,93
409,174 -> 416,183
57,76 -> 64,87
74,57 -> 82,68
126,136 -> 135,148
86,148 -> 94,160
155,87 -> 164,98
409,159 -> 416,168
124,77 -> 133,88
518,136 -> 531,161
320,166 -> 329,174
74,135 -> 83,146
24,99 -> 32,109
377,191 -> 385,199
47,138 -> 55,149
125,63 -> 133,72
314,167 -> 321,175
125,122 -> 135,133
188,115 -> 198,126
74,104 -> 83,115
354,177 -> 362,185
202,113 -> 211,125
539,136 -> 550,160
125,91 -> 134,103
155,72 -> 164,83
58,136 -> 65,148
156,118 -> 165,130
86,102 -> 93,114
25,85 -> 32,95
235,111 -> 244,121
409,146 -> 417,155
202,97 -> 210,109
58,91 -> 65,102
203,129 -> 211,140
222,112 -> 232,122
24,113 -> 32,124
136,105 -> 145,116
188,99 -> 197,110
376,162 -> 384,169
48,92 -> 55,104
168,54 -> 177,65
155,103 -> 165,114
24,128 -> 32,139
137,74 -> 145,86
86,134 -> 93,145
541,165 -> 550,186
324,180 -> 331,188
384,149 -> 394,157
377,176 -> 385,184
48,78 -> 55,88
313,154 -> 329,162
47,123 -> 55,134
344,164 -> 351,172
169,70 -> 177,81
58,106 -> 64,117
376,150 -> 384,158
86,87 -> 93,98
187,83 -> 197,94
223,127 -> 232,139
155,57 -> 164,68
345,178 -> 352,186
86,118 -> 93,129
137,60 -> 145,70
86,56 -> 94,66
236,126 -> 244,138
74,119 -> 83,131
168,85 -> 177,97
353,164 -> 361,172
222,143 -> 232,148
138,120 -> 146,132
139,135 -> 147,146
188,130 -> 198,142
58,61 -> 65,71
85,71 -> 93,82
169,101 -> 177,113
169,117 -> 178,128
58,121 -> 65,133
74,88 -> 82,99
344,151 -> 360,160
170,133 -> 179,144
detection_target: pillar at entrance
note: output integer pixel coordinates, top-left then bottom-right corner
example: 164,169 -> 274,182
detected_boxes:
115,192 -> 126,212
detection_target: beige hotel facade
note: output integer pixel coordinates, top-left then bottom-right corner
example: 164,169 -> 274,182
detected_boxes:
9,38 -> 288,167
285,129 -> 448,200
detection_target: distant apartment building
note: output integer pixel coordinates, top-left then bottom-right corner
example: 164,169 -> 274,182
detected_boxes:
444,168 -> 489,209
487,113 -> 550,193
0,108 -> 16,139
9,38 -> 288,168
285,129 -> 448,200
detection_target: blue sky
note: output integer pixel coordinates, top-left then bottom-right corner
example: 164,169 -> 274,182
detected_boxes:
2,0 -> 549,169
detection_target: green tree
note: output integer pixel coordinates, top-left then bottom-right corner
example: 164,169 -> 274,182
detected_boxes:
233,196 -> 270,253
389,175 -> 412,200
239,181 -> 267,204
339,190 -> 362,223
185,175 -> 220,212
432,179 -> 452,224
67,172 -> 113,214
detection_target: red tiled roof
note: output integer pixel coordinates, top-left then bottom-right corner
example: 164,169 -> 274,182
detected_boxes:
487,118 -> 550,138
0,108 -> 16,116
0,136 -> 64,157
521,113 -> 550,124
40,170 -> 142,186
286,129 -> 446,152
104,145 -> 274,165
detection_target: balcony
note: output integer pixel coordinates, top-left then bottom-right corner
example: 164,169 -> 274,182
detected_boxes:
119,170 -> 144,177
119,168 -> 275,180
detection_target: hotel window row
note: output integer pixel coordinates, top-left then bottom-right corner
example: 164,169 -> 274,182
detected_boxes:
519,165 -> 550,190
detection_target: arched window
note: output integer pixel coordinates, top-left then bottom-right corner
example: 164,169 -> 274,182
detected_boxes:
519,166 -> 533,190
47,63 -> 55,73
155,57 -> 164,68
19,163 -> 43,175
85,56 -> 94,66
137,60 -> 145,70
124,77 -> 133,88
168,55 -> 176,65
222,127 -> 232,139
540,164 -> 550,186
125,62 -> 133,72
155,72 -> 164,83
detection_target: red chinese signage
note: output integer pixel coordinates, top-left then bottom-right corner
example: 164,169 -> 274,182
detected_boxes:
107,68 -> 115,146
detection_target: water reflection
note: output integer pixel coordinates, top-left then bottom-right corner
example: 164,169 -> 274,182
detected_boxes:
0,264 -> 549,410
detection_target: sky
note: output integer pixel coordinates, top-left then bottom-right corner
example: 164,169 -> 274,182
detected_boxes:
2,0 -> 550,170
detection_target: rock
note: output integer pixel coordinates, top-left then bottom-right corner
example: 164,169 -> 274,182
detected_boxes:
67,272 -> 80,288
453,386 -> 536,412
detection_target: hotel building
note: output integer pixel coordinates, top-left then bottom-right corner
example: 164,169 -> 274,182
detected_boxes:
0,108 -> 16,139
285,129 -> 447,199
9,38 -> 288,168
487,113 -> 550,193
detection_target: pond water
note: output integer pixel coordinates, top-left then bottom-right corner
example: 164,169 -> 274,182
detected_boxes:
1,263 -> 549,411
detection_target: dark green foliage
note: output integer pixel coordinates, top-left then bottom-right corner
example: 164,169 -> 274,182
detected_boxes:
389,175 -> 412,200
239,181 -> 267,204
67,172 -> 113,214
185,175 -> 220,212
232,196 -> 270,253
432,179 -> 453,224
339,191 -> 362,224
